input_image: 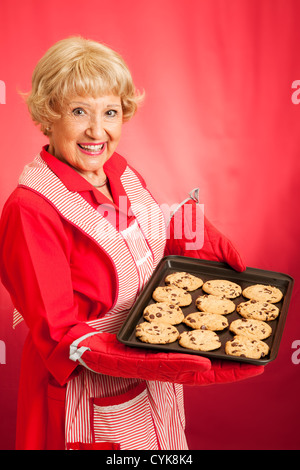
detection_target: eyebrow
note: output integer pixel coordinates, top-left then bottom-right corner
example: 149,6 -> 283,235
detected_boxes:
70,101 -> 122,108
106,104 -> 122,108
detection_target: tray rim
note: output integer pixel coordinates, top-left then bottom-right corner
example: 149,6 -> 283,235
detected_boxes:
117,256 -> 295,366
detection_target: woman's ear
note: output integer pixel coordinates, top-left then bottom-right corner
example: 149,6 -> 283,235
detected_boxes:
44,124 -> 52,136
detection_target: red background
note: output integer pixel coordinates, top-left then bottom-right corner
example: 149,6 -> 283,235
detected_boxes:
1,0 -> 300,450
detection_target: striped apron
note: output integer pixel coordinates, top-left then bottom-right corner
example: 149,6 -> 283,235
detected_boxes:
16,154 -> 188,450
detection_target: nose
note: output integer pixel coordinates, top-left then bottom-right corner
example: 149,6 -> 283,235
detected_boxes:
85,115 -> 107,140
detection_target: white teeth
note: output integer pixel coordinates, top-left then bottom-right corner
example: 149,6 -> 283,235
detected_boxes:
79,143 -> 104,151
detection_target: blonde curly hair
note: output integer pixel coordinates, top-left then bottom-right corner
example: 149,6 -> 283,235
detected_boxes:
26,37 -> 144,135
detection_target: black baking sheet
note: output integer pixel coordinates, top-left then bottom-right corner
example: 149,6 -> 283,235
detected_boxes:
117,256 -> 294,365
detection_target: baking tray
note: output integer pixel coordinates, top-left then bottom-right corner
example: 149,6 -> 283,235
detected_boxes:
117,256 -> 294,365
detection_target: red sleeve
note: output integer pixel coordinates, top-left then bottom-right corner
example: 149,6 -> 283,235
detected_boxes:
0,188 -> 97,385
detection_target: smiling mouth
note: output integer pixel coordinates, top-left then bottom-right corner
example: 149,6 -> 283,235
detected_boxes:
78,142 -> 106,155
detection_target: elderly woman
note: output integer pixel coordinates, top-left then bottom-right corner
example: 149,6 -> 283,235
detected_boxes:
0,37 -> 263,450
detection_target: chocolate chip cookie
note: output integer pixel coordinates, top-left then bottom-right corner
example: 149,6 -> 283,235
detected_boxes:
195,294 -> 236,314
229,318 -> 272,340
165,271 -> 203,291
242,284 -> 283,303
202,279 -> 242,298
135,321 -> 180,344
225,335 -> 269,359
152,286 -> 192,306
179,329 -> 221,351
237,300 -> 280,321
183,312 -> 229,331
143,302 -> 184,325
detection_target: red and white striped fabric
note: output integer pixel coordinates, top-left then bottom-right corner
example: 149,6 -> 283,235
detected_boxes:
92,383 -> 157,449
17,153 -> 188,450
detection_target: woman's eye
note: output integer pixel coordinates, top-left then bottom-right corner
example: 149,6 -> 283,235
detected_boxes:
106,109 -> 118,117
72,107 -> 86,116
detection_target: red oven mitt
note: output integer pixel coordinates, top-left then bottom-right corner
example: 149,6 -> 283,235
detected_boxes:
69,330 -> 264,385
165,190 -> 246,272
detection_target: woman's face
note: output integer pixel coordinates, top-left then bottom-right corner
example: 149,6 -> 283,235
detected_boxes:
48,94 -> 123,177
